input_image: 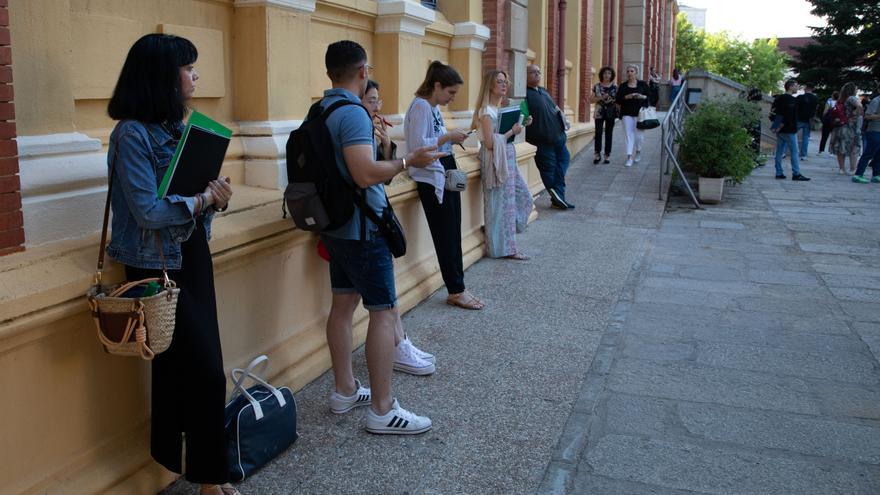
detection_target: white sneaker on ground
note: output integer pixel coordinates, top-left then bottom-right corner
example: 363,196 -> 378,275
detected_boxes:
402,335 -> 435,364
634,150 -> 641,163
329,379 -> 372,414
393,339 -> 436,375
366,399 -> 432,435
625,156 -> 633,167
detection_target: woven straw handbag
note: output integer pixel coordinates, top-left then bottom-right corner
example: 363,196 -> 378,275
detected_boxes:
86,149 -> 179,360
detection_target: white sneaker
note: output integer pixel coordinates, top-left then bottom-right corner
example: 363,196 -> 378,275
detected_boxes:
402,335 -> 435,364
634,150 -> 641,163
329,379 -> 371,414
393,339 -> 436,375
625,156 -> 633,167
366,399 -> 432,435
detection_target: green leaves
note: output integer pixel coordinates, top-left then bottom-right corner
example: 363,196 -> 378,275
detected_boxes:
678,98 -> 758,183
675,14 -> 789,94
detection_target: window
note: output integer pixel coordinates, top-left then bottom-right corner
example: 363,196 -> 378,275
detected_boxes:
421,0 -> 437,10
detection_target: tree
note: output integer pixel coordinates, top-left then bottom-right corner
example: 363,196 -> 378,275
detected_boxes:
675,14 -> 788,94
792,0 -> 880,93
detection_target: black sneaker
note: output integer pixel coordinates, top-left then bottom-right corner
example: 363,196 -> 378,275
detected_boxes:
775,174 -> 786,179
792,174 -> 811,181
564,201 -> 575,209
550,200 -> 568,210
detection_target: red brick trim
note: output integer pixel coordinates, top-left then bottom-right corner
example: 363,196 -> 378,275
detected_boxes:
578,0 -> 593,122
0,1 -> 21,255
482,1 -> 509,75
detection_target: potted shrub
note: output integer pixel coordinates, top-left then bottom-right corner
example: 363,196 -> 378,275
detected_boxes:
678,97 -> 758,203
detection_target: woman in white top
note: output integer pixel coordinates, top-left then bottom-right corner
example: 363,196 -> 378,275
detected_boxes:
472,69 -> 534,260
404,61 -> 484,310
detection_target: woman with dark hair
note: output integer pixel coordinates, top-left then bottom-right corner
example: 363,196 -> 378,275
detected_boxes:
592,66 -> 617,164
818,90 -> 839,155
404,61 -> 486,309
107,34 -> 236,495
829,82 -> 862,174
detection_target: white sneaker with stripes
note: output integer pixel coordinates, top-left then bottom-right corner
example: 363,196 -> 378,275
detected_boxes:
366,399 -> 432,435
329,379 -> 372,414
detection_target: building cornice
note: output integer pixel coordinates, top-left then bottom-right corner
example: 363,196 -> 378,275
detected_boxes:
451,22 -> 490,50
375,0 -> 435,37
234,0 -> 316,14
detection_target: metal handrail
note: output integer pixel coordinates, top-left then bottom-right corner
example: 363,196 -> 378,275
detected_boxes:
658,80 -> 700,209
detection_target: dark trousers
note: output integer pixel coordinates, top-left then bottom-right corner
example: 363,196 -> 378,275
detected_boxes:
534,134 -> 571,199
594,118 -> 615,156
125,221 -> 228,484
415,155 -> 465,295
819,121 -> 832,152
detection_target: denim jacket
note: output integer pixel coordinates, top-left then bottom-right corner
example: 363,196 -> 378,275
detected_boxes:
106,120 -> 213,270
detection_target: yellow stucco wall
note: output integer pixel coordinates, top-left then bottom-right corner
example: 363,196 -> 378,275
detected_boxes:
2,1 -> 596,493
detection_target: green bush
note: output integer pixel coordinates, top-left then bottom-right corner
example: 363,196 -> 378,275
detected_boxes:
678,97 -> 757,182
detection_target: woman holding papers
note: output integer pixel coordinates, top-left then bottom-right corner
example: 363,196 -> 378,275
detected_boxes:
405,62 -> 485,310
106,34 -> 236,495
472,70 -> 534,260
616,64 -> 650,167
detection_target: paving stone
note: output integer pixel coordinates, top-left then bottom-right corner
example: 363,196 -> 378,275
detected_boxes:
811,382 -> 880,420
699,220 -> 746,230
696,343 -> 879,385
572,473 -> 702,495
607,358 -> 820,415
583,434 -> 880,494
678,401 -> 880,464
747,269 -> 821,286
620,334 -> 696,362
829,286 -> 880,303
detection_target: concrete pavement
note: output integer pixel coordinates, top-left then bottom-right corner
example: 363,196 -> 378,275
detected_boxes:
164,125 -> 880,494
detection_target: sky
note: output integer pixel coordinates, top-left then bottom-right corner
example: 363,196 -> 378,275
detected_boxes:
680,0 -> 827,40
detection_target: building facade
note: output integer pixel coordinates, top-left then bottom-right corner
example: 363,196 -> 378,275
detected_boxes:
0,1 -> 675,493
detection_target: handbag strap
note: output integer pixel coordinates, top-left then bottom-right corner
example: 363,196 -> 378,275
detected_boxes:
230,355 -> 288,421
96,132 -> 171,286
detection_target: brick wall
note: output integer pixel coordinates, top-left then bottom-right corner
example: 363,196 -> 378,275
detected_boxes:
545,0 -> 559,105
577,0 -> 593,122
483,1 -> 509,75
0,0 -> 21,256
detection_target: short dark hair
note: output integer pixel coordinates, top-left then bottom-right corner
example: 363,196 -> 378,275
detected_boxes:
107,34 -> 197,123
325,40 -> 367,83
784,79 -> 798,91
366,79 -> 379,93
415,61 -> 464,98
598,66 -> 616,82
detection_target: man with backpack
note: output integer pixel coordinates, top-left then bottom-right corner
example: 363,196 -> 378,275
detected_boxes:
795,84 -> 818,160
771,80 -> 811,181
309,40 -> 444,434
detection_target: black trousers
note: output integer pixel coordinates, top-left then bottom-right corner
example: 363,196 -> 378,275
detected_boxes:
125,221 -> 228,484
594,118 -> 615,156
819,121 -> 832,152
416,155 -> 465,295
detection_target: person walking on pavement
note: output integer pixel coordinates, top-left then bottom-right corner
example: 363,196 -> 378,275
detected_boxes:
795,84 -> 818,160
318,40 -> 443,435
829,82 -> 862,175
616,64 -> 650,168
525,64 -> 574,209
771,80 -> 811,181
852,93 -> 880,183
592,66 -> 618,165
404,61 -> 486,310
818,91 -> 839,155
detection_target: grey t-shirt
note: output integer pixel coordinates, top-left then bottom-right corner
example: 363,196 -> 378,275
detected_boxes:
320,88 -> 386,240
866,96 -> 880,133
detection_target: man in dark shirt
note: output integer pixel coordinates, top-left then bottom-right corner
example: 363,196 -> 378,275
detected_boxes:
795,84 -> 818,160
771,80 -> 810,181
525,64 -> 574,209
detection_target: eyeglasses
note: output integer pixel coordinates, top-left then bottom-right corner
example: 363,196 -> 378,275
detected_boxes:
496,79 -> 509,85
528,70 -> 542,75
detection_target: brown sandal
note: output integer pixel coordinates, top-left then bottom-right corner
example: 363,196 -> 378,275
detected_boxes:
446,291 -> 485,310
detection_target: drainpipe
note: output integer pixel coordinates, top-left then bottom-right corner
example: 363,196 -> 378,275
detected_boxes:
556,0 -> 567,107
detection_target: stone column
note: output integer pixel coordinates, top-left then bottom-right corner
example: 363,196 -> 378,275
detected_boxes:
507,0 -> 529,100
449,21 -> 490,117
0,0 -> 21,255
622,0 -> 646,78
233,0 -> 316,189
374,0 -> 435,118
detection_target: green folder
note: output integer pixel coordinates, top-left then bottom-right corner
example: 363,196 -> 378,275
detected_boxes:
157,111 -> 232,198
519,99 -> 530,119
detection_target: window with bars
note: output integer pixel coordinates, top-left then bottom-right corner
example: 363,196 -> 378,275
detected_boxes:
421,0 -> 437,10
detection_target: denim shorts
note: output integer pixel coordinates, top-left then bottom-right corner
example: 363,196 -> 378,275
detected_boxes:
320,235 -> 397,311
